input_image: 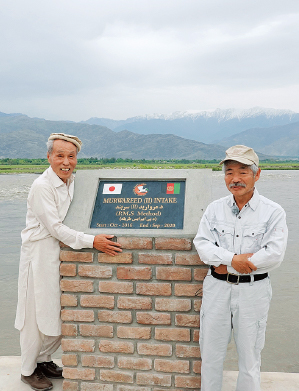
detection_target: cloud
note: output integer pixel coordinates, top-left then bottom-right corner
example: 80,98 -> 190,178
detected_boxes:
0,0 -> 298,120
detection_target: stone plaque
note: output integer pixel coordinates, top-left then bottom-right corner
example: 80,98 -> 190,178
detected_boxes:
63,169 -> 211,235
90,180 -> 185,229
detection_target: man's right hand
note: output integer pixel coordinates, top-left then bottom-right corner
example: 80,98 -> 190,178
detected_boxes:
231,253 -> 256,274
93,235 -> 122,256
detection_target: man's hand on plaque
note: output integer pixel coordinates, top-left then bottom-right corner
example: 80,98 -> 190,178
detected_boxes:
93,235 -> 122,256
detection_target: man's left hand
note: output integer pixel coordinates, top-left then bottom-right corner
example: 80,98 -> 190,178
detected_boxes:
214,264 -> 228,274
93,235 -> 122,256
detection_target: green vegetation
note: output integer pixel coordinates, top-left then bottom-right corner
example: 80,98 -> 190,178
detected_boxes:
1,157 -> 299,174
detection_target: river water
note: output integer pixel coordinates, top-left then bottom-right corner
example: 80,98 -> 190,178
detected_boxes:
0,171 -> 298,372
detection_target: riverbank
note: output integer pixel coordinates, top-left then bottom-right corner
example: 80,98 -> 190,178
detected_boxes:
1,159 -> 299,174
1,356 -> 298,391
0,162 -> 299,174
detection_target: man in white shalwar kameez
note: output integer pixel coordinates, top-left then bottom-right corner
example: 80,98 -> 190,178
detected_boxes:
194,145 -> 288,391
15,133 -> 122,391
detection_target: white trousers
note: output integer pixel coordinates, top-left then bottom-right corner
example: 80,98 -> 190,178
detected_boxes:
200,274 -> 272,391
20,263 -> 62,376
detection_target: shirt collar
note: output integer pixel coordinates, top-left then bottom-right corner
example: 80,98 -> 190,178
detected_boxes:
48,166 -> 74,188
227,187 -> 260,211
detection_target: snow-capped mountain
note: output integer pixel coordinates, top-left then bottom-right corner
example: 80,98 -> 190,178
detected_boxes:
83,107 -> 299,144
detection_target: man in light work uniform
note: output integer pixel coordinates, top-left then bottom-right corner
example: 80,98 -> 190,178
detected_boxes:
15,133 -> 122,391
194,145 -> 288,391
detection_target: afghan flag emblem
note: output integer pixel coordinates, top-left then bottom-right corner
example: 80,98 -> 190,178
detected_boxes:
166,183 -> 180,194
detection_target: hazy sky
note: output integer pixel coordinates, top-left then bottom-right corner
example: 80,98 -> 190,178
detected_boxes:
1,0 -> 298,121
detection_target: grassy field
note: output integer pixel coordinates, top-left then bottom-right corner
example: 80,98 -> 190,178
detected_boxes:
1,158 -> 299,174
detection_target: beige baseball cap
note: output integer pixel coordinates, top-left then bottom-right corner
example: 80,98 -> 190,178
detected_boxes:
48,133 -> 82,152
220,145 -> 259,166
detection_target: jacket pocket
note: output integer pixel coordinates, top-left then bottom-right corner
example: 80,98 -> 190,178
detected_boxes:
243,224 -> 267,253
211,223 -> 234,251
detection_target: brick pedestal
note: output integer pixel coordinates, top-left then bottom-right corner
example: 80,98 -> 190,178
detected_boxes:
60,236 -> 208,391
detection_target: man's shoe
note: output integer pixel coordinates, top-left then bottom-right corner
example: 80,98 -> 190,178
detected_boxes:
37,361 -> 63,379
21,367 -> 53,390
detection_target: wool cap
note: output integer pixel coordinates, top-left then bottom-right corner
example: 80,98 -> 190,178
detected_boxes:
219,145 -> 259,166
48,133 -> 82,151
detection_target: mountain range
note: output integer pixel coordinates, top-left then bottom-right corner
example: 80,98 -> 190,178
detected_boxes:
0,107 -> 299,159
83,107 -> 299,145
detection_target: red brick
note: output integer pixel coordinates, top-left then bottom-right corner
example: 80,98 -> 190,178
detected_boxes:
61,339 -> 95,353
61,310 -> 94,322
176,345 -> 201,358
174,283 -> 202,297
117,387 -> 151,391
137,343 -> 172,357
155,238 -> 192,250
61,324 -> 78,337
63,368 -> 95,381
62,354 -> 78,366
117,266 -> 152,280
155,328 -> 190,342
82,355 -> 114,368
138,254 -> 172,265
60,251 -> 93,263
81,384 -> 113,391
62,380 -> 78,391
118,237 -> 153,249
152,389 -> 184,391
175,253 -> 204,265
156,267 -> 191,281
136,373 -> 171,387
80,295 -> 114,309
99,281 -> 133,294
98,310 -> 132,324
155,298 -> 191,312
175,375 -> 201,389
99,340 -> 134,354
175,314 -> 200,328
193,330 -> 199,342
118,357 -> 152,371
60,263 -> 76,277
100,370 -> 133,383
98,253 -> 133,264
118,297 -> 152,310
117,326 -> 151,340
81,385 -> 113,391
78,265 -> 112,278
136,283 -> 171,296
194,268 -> 209,281
136,312 -> 171,325
194,299 -> 202,311
61,294 -> 78,307
60,280 -> 94,293
154,359 -> 189,373
80,324 -> 113,338
193,360 -> 202,374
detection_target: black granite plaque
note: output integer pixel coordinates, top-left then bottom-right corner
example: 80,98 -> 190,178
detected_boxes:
90,180 -> 185,229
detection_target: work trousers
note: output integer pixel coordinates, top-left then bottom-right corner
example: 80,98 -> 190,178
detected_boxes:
20,263 -> 62,376
200,274 -> 272,391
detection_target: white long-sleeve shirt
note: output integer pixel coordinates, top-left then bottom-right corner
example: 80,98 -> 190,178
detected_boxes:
15,166 -> 94,334
193,188 -> 288,275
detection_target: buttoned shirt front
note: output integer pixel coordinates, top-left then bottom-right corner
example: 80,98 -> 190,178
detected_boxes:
193,188 -> 288,275
15,166 -> 95,335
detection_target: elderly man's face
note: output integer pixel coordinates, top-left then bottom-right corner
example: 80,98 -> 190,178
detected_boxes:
224,161 -> 261,201
47,139 -> 77,183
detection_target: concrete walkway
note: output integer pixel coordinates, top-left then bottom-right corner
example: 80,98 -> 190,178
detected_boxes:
1,356 -> 298,391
